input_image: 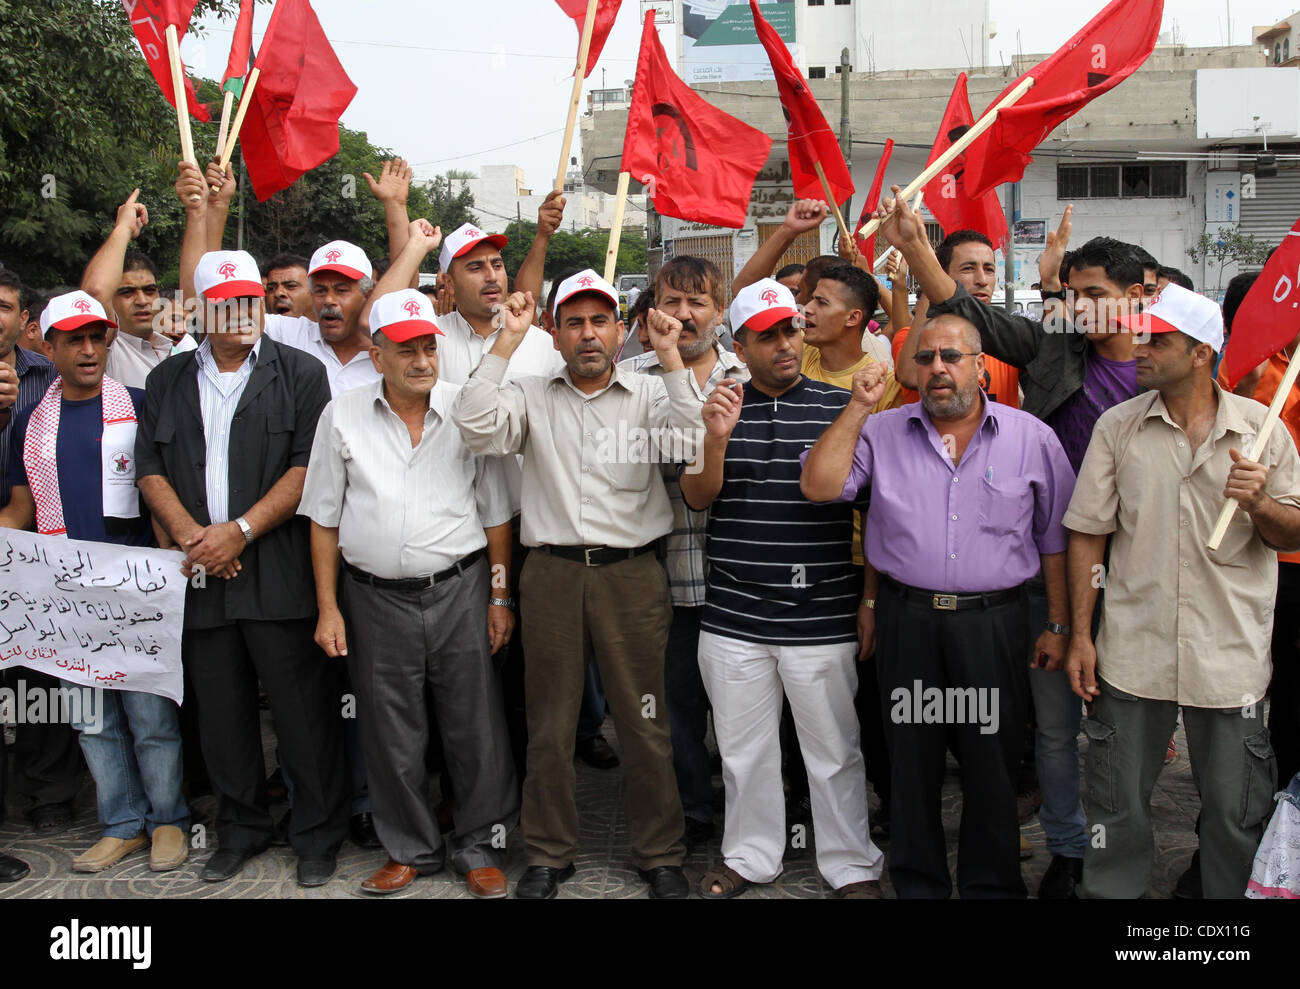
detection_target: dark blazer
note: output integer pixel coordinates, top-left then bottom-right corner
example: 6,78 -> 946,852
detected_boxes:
135,336 -> 331,630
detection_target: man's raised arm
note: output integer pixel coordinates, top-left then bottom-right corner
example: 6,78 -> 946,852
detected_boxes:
81,189 -> 148,316
732,199 -> 828,296
364,158 -> 415,280
515,190 -> 565,305
360,219 -> 442,331
452,290 -> 536,456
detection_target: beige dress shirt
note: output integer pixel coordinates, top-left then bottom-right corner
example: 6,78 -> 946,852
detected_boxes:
1063,383 -> 1300,708
105,330 -> 176,389
299,377 -> 511,578
453,352 -> 705,549
263,314 -> 380,397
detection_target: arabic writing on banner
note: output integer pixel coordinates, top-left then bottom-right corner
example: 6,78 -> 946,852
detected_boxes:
0,529 -> 186,704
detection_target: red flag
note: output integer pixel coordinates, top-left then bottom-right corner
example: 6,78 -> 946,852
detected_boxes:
160,0 -> 198,26
222,0 -> 256,90
1219,222 -> 1300,387
239,0 -> 358,201
922,74 -> 1007,251
622,11 -> 771,228
555,0 -> 622,78
855,139 -> 893,258
962,0 -> 1163,197
750,0 -> 852,206
122,0 -> 211,122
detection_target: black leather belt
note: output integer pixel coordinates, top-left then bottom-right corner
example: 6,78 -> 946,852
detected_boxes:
345,548 -> 484,591
538,543 -> 655,567
880,574 -> 1024,612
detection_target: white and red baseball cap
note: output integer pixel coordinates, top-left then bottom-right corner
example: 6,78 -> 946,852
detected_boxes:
309,240 -> 372,282
730,278 -> 800,334
195,250 -> 264,301
438,222 -> 508,273
1118,282 -> 1224,351
40,290 -> 117,334
369,289 -> 444,343
553,269 -> 619,314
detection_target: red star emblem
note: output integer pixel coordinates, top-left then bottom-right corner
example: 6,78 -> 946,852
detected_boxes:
402,299 -> 423,317
217,262 -> 238,280
578,276 -> 595,288
760,289 -> 780,306
325,249 -> 343,264
113,453 -> 130,474
73,299 -> 93,314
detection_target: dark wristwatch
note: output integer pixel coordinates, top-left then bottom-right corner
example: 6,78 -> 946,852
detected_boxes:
1040,288 -> 1067,302
1044,622 -> 1071,636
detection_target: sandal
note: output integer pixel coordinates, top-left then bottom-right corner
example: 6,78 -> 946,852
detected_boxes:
699,864 -> 755,899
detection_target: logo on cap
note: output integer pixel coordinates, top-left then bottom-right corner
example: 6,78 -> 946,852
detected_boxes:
112,453 -> 131,475
465,228 -> 482,239
73,299 -> 93,314
760,289 -> 780,306
217,262 -> 238,280
578,275 -> 595,288
325,249 -> 343,264
402,299 -> 423,317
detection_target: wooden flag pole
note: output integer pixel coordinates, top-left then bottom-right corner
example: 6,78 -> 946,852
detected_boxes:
166,24 -> 201,202
603,170 -> 631,283
857,75 -> 1035,241
554,0 -> 600,193
216,90 -> 236,164
813,162 -> 852,243
216,66 -> 262,179
872,190 -> 923,270
1206,355 -> 1300,549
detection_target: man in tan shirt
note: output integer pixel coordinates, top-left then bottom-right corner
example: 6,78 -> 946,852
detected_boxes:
454,269 -> 703,899
1064,284 -> 1300,898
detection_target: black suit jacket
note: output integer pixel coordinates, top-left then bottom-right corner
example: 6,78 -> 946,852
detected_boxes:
135,337 -> 331,630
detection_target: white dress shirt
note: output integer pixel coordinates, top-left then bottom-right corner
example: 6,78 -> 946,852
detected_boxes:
299,377 -> 511,578
263,313 -> 380,397
435,309 -> 565,514
105,330 -> 176,389
454,352 -> 705,549
195,337 -> 262,524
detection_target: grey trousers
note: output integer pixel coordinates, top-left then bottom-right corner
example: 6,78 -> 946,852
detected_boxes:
1081,680 -> 1277,899
342,556 -> 518,873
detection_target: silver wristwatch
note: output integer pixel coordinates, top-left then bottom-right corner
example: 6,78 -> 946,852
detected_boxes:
235,516 -> 255,544
490,597 -> 516,609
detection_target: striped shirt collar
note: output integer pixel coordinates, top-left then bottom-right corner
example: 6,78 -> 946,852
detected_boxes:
13,345 -> 51,377
196,335 -> 262,372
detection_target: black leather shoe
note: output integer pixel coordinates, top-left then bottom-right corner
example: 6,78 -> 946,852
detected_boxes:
683,818 -> 715,854
1172,849 -> 1202,899
639,865 -> 689,899
0,853 -> 31,883
31,800 -> 75,835
1037,854 -> 1083,899
575,735 -> 619,769
297,854 -> 337,887
350,812 -> 381,849
201,846 -> 263,882
515,863 -> 575,899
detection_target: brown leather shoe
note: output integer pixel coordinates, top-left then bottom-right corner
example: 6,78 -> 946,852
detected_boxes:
361,859 -> 419,895
149,825 -> 188,872
835,879 -> 884,899
72,834 -> 148,873
465,867 -> 508,899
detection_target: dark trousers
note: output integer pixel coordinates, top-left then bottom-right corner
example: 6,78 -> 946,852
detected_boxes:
519,549 -> 685,869
875,581 -> 1029,898
498,518 -> 530,782
2,667 -> 83,816
664,605 -> 713,823
183,617 -> 348,857
1271,562 -> 1300,786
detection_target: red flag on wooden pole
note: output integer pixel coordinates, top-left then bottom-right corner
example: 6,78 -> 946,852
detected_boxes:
555,0 -> 622,77
855,139 -> 893,258
922,74 -> 1007,250
122,0 -> 211,121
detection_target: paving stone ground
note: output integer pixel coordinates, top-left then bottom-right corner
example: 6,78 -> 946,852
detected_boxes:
0,711 -> 1201,899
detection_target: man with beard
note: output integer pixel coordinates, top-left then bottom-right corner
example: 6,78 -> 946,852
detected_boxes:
263,255 -> 313,318
619,255 -> 748,851
453,270 -> 700,899
681,278 -> 885,899
802,313 -> 1075,898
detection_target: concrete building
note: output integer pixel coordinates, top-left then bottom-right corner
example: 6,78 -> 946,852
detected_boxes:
435,164 -> 646,236
583,37 -> 1297,301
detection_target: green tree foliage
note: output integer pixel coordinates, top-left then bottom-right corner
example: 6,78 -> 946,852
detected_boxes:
500,220 -> 647,282
1187,226 -> 1273,299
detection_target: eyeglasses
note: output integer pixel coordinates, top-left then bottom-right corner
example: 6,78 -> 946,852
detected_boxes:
912,349 -> 982,367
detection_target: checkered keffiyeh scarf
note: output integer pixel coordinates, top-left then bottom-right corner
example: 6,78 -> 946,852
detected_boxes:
23,375 -> 138,536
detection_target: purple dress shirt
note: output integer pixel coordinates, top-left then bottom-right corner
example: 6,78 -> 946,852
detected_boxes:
808,396 -> 1076,592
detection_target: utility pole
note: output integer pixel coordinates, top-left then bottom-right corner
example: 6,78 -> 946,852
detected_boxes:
1003,181 -> 1018,311
839,47 -> 852,223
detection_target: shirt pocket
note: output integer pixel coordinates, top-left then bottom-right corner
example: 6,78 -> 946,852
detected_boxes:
977,475 -> 1033,537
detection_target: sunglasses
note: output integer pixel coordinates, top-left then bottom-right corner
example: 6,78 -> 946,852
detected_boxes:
913,349 -> 981,367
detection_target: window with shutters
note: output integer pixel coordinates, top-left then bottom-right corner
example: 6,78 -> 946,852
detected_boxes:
1057,162 -> 1184,199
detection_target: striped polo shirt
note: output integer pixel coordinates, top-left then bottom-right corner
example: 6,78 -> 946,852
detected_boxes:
697,376 -> 862,646
1,346 -> 57,508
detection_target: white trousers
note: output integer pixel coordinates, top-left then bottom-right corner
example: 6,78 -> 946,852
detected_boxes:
698,631 -> 883,888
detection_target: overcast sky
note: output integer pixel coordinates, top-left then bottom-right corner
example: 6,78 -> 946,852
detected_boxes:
186,0 -> 1300,191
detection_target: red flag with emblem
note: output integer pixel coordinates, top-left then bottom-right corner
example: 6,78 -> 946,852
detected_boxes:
122,0 -> 211,121
238,0 -> 358,201
555,0 -> 623,78
922,74 -> 1007,250
750,0 -> 852,205
621,11 -> 772,228
222,0 -> 256,91
1219,219 -> 1300,387
962,0 -> 1164,198
855,139 -> 893,257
